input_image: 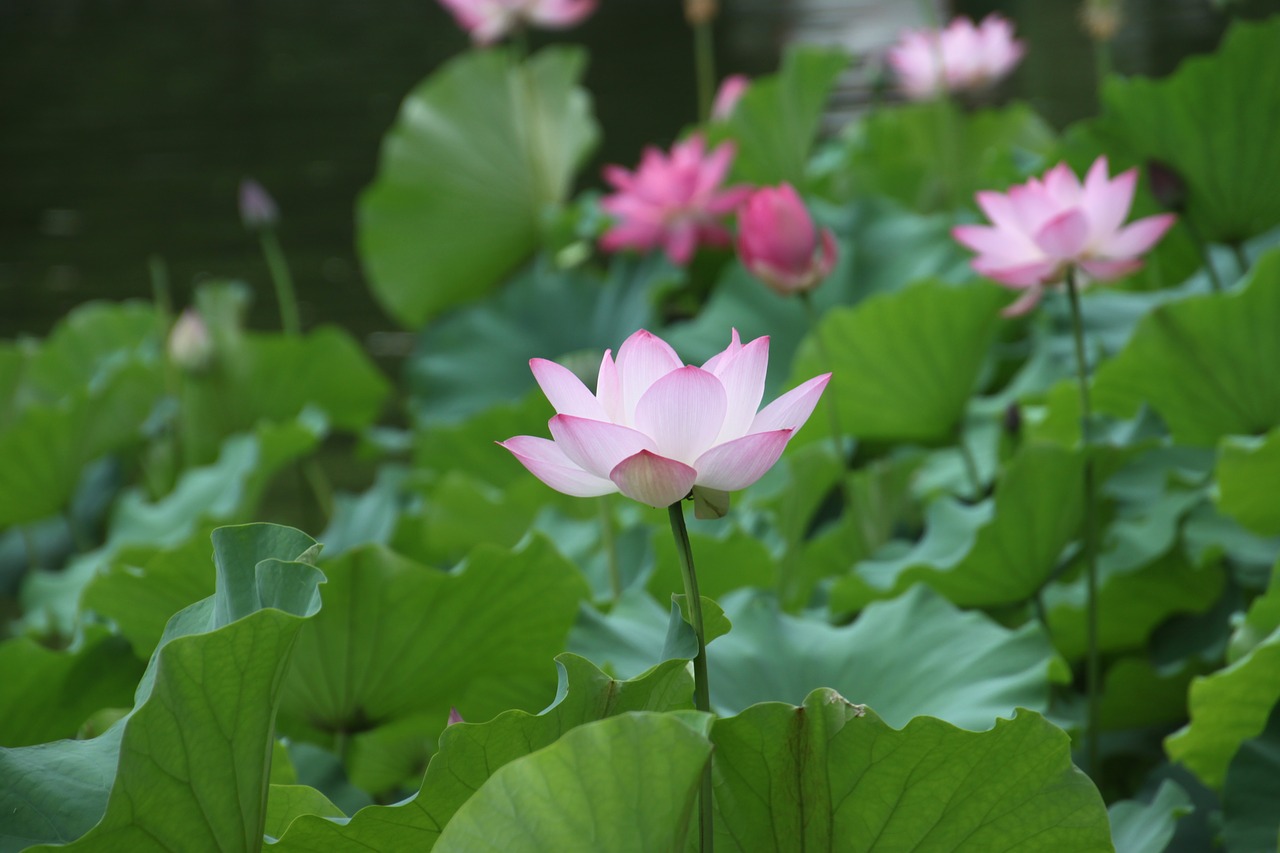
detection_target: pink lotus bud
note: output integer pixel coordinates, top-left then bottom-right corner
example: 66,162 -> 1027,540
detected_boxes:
167,308 -> 214,372
500,329 -> 830,514
447,707 -> 464,726
711,75 -> 749,121
238,179 -> 278,230
736,184 -> 838,297
436,0 -> 595,45
599,134 -> 751,266
952,156 -> 1177,316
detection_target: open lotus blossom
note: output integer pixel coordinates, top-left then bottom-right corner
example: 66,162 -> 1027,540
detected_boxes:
737,183 -> 838,296
600,135 -> 752,266
887,14 -> 1025,100
436,0 -> 595,45
953,156 -> 1177,316
500,329 -> 830,512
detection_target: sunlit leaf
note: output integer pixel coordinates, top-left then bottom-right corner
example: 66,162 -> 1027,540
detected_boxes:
1217,428 -> 1280,536
359,47 -> 599,327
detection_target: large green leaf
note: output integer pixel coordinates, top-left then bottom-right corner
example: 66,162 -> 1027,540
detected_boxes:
1108,780 -> 1192,853
435,712 -> 712,852
1166,624 -> 1280,790
405,258 -> 671,424
711,585 -> 1065,728
271,654 -> 693,849
790,280 -> 1006,444
358,46 -> 598,327
716,46 -> 847,185
0,524 -> 323,852
712,692 -> 1111,851
1217,428 -> 1280,536
1094,17 -> 1280,243
277,537 -> 587,794
0,361 -> 162,527
0,627 -> 143,748
832,444 -> 1084,610
1221,700 -> 1280,852
1093,248 -> 1280,445
841,101 -> 1056,212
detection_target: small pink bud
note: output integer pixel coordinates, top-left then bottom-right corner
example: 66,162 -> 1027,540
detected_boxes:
711,75 -> 749,121
238,179 -> 278,230
736,184 -> 838,297
168,308 -> 214,372
447,707 -> 464,726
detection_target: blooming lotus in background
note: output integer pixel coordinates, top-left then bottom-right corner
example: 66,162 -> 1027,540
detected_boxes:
168,308 -> 214,372
888,14 -> 1025,100
711,75 -> 749,120
952,156 -> 1177,315
737,183 -> 838,297
600,135 -> 752,266
501,329 -> 830,514
238,179 -> 278,230
436,0 -> 595,45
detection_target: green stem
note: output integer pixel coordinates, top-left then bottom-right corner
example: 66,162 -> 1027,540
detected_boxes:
1183,217 -> 1224,294
1232,242 -> 1250,278
1065,268 -> 1100,778
1093,40 -> 1113,88
800,293 -> 846,467
694,21 -> 716,122
599,496 -> 622,601
148,254 -> 173,322
668,501 -> 713,853
259,229 -> 301,336
956,426 -> 982,499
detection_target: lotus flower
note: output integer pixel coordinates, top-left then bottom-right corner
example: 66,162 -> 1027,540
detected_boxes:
500,329 -> 830,513
600,135 -> 752,266
711,75 -> 749,120
737,183 -> 838,296
436,0 -> 595,45
952,156 -> 1177,316
887,14 -> 1025,100
168,308 -> 214,372
238,179 -> 278,230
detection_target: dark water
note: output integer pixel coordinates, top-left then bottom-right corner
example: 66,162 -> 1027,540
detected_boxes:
1,0 -> 1275,346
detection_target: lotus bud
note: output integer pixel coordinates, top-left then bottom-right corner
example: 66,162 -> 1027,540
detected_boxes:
238,179 -> 278,230
711,75 -> 749,121
447,707 -> 465,726
168,308 -> 215,372
684,0 -> 717,26
1081,0 -> 1122,43
736,184 -> 838,297
1145,160 -> 1188,213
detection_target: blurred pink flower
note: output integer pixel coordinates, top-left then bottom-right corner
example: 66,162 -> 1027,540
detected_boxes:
953,156 -> 1177,316
437,0 -> 595,45
600,135 -> 752,266
500,329 -> 830,511
888,14 -> 1025,100
168,308 -> 214,372
737,183 -> 838,297
711,75 -> 749,120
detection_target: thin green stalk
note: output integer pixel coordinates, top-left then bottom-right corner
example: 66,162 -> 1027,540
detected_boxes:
956,427 -> 982,499
1093,41 -> 1113,87
668,501 -> 713,853
1065,268 -> 1100,778
1232,242 -> 1250,278
694,20 -> 716,122
599,496 -> 622,601
1183,218 -> 1224,293
258,229 -> 301,336
149,254 -> 173,321
800,293 -> 846,466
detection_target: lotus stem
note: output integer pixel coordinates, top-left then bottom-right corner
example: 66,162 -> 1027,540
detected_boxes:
1065,267 -> 1100,777
668,501 -> 713,853
1181,217 -> 1224,294
258,228 -> 301,336
694,21 -> 716,122
956,425 -> 982,499
600,496 -> 622,601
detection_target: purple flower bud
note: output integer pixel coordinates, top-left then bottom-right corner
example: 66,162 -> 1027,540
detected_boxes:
239,179 -> 279,229
1145,160 -> 1187,213
447,707 -> 464,726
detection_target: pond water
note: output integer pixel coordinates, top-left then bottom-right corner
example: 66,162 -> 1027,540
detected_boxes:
1,0 -> 1274,349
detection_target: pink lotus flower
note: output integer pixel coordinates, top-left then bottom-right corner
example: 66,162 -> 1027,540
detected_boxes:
711,75 -> 749,121
887,14 -> 1025,100
600,135 -> 752,266
168,308 -> 215,372
737,183 -> 838,296
952,156 -> 1177,316
436,0 -> 595,45
500,329 -> 830,512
